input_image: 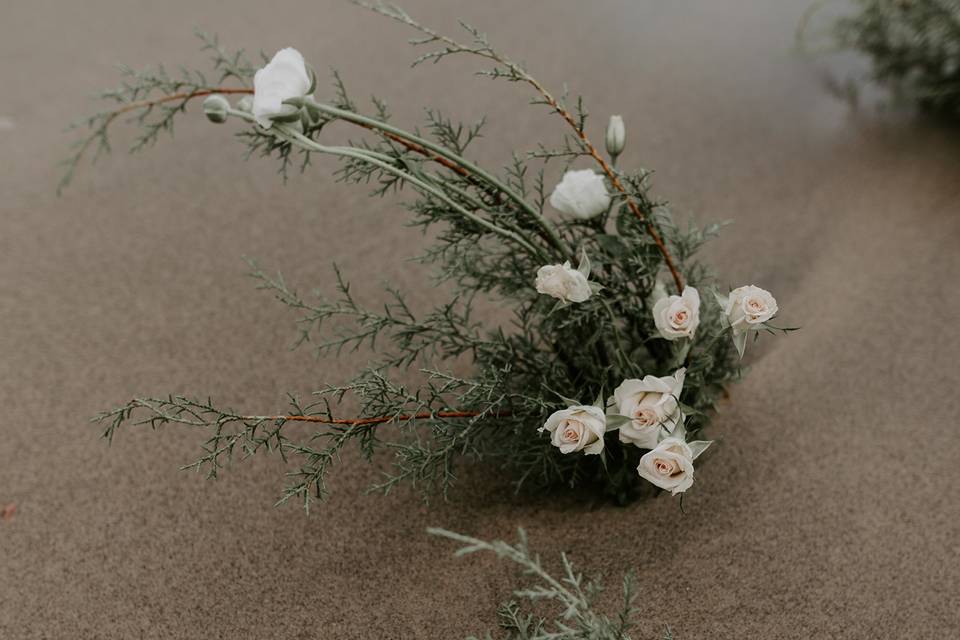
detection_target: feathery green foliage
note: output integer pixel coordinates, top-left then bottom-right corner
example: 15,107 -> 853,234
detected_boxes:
429,527 -> 673,640
801,0 -> 960,115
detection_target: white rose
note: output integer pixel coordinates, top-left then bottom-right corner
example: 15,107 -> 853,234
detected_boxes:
535,262 -> 592,303
638,437 -> 712,494
652,286 -> 700,340
540,405 -> 606,455
253,48 -> 313,128
637,437 -> 701,494
723,285 -> 778,334
548,169 -> 611,219
609,368 -> 685,449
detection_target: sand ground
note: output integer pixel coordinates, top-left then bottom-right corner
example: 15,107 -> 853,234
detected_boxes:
2,1 -> 959,638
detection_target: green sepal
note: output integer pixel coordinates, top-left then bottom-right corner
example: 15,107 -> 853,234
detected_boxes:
305,64 -> 317,95
604,414 -> 632,431
688,440 -> 712,460
733,331 -> 747,359
281,96 -> 306,108
544,386 -> 581,408
592,387 -> 604,409
270,103 -> 302,123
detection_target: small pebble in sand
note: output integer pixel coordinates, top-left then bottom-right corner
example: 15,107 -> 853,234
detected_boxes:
1,503 -> 16,522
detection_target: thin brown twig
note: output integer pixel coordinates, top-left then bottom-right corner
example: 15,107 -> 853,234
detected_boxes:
535,90 -> 686,293
74,86 -> 531,241
374,130 -> 515,212
259,409 -> 501,426
484,71 -> 685,292
363,4 -> 686,291
379,130 -> 470,177
108,87 -> 254,119
75,87 -> 479,181
72,88 -> 254,165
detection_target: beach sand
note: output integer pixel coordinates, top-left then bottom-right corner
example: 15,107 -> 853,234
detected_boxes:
1,1 -> 958,637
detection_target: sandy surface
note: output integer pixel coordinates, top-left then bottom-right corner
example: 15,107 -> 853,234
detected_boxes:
2,1 -> 959,638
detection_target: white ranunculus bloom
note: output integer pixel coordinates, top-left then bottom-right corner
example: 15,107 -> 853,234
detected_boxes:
636,437 -> 710,494
540,405 -> 606,455
609,368 -> 685,449
652,286 -> 700,340
252,48 -> 313,128
548,169 -> 611,219
723,285 -> 778,334
535,261 -> 592,303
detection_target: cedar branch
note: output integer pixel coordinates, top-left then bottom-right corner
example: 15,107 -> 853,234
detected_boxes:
259,409 -> 500,426
69,87 -> 478,185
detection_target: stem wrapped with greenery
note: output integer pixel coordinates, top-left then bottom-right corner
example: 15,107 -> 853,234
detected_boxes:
800,0 -> 960,115
73,2 -> 791,512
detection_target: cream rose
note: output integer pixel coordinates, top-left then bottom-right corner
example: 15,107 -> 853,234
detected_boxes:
638,437 -> 712,494
253,48 -> 314,128
540,405 -> 606,455
634,438 -> 690,493
609,369 -> 685,449
723,285 -> 778,334
535,262 -> 592,303
548,169 -> 611,219
652,286 -> 700,340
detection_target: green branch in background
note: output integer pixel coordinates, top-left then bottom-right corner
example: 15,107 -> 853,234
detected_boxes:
429,527 -> 674,640
799,0 -> 960,116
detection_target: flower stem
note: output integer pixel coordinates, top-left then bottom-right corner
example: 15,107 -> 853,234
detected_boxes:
245,115 -> 545,259
69,87 -> 572,262
304,100 -> 573,260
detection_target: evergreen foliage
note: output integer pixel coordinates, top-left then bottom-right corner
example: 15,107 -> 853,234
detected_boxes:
802,0 -> 960,115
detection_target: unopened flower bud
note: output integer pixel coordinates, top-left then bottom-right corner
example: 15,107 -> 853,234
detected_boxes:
202,94 -> 230,124
605,115 -> 626,158
236,95 -> 254,113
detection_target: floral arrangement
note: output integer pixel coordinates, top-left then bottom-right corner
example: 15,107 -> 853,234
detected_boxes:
800,0 -> 960,116
68,2 -> 792,511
